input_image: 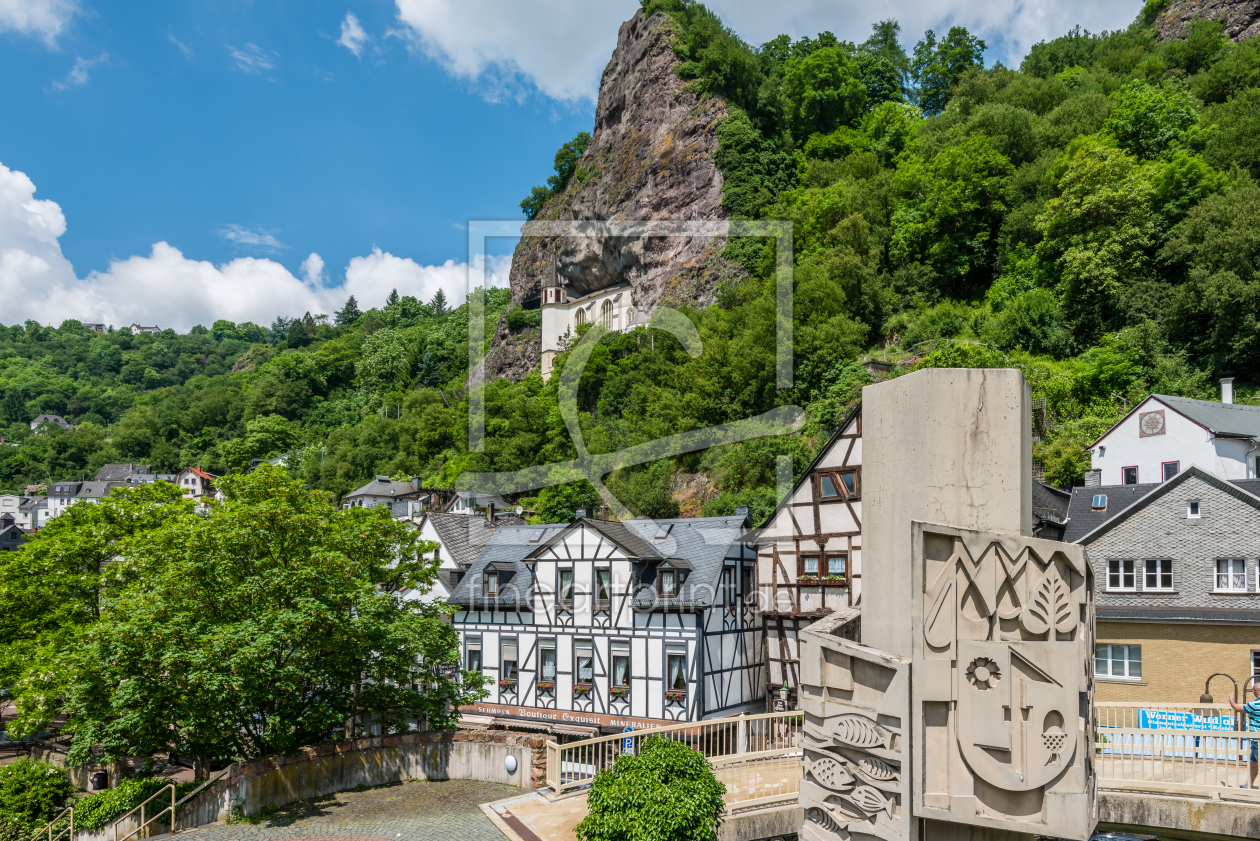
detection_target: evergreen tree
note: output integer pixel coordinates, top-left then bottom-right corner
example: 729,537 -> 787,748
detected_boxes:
429,289 -> 448,316
335,295 -> 361,326
386,288 -> 400,308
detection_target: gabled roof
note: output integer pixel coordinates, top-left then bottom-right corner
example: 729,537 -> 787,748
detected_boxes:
1031,481 -> 1072,525
444,490 -> 513,511
1088,394 -> 1260,450
1068,466 -> 1260,545
447,516 -> 749,609
344,476 -> 417,499
49,482 -> 83,496
421,511 -> 529,567
75,481 -> 123,500
96,463 -> 151,481
178,465 -> 217,481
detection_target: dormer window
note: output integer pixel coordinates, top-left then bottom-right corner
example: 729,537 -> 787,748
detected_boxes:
658,566 -> 677,598
483,569 -> 499,597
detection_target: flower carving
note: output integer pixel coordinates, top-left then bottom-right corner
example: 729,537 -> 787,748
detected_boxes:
965,657 -> 1001,690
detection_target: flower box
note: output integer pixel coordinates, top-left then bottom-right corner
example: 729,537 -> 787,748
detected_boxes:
797,575 -> 846,585
665,690 -> 686,704
610,687 -> 630,699
573,684 -> 592,696
498,679 -> 517,690
536,681 -> 554,694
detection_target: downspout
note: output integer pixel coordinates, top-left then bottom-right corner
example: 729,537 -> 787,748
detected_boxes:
1248,437 -> 1259,478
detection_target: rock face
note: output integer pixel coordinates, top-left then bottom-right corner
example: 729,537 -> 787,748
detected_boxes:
481,9 -> 743,382
1156,0 -> 1260,41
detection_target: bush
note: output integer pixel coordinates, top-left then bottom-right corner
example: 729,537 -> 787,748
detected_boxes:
506,307 -> 542,332
576,735 -> 726,841
0,759 -> 74,841
75,779 -> 198,833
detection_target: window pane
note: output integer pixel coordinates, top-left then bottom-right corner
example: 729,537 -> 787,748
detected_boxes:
560,569 -> 574,600
541,646 -> 556,680
597,568 -> 610,601
803,556 -> 819,575
667,653 -> 686,690
839,472 -> 857,495
1123,467 -> 1138,484
1123,561 -> 1135,589
1128,646 -> 1141,678
486,570 -> 498,594
828,555 -> 846,576
661,569 -> 675,595
820,475 -> 837,497
1094,644 -> 1109,676
578,656 -> 592,682
613,655 -> 629,687
468,643 -> 482,673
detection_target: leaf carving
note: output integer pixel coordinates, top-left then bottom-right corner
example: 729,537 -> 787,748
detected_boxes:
1019,564 -> 1074,636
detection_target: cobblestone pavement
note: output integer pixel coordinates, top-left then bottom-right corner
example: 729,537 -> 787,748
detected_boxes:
179,779 -> 519,841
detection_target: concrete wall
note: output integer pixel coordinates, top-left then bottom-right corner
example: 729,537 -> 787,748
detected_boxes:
1099,790 -> 1260,840
861,368 -> 1031,658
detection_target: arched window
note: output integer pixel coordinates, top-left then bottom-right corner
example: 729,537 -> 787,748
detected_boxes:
574,308 -> 586,327
600,299 -> 614,329
626,306 -> 635,325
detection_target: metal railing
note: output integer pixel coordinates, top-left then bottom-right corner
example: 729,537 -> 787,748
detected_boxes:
545,711 -> 803,809
31,807 -> 72,841
113,784 -> 176,841
1095,702 -> 1260,801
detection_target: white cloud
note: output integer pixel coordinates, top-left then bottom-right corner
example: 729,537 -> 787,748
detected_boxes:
219,223 -> 285,252
49,53 -> 107,92
390,0 -> 1137,103
301,252 -> 326,285
0,160 -> 511,331
169,33 -> 193,60
0,0 -> 80,45
227,43 -> 277,75
338,11 -> 372,57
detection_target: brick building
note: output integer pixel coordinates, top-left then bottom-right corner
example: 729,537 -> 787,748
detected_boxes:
1066,466 -> 1260,702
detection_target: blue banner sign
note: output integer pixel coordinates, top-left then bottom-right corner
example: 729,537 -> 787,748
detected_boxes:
1138,709 -> 1234,731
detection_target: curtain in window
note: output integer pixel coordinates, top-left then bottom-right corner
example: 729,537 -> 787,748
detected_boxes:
576,641 -> 593,685
612,654 -> 629,687
667,651 -> 686,690
597,568 -> 611,601
541,645 -> 556,680
559,569 -> 574,601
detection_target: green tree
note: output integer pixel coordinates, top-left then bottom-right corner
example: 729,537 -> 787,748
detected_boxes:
63,466 -> 485,777
532,478 -> 602,524
0,482 -> 194,736
1103,79 -> 1201,160
783,46 -> 868,139
429,289 -> 449,316
335,295 -> 362,326
576,735 -> 726,841
356,328 -> 411,404
0,759 -> 75,841
911,27 -> 986,115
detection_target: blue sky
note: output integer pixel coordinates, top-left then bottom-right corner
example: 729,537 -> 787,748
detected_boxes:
0,0 -> 1139,329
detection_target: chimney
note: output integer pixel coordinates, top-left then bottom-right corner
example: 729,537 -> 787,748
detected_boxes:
1083,469 -> 1102,487
735,505 -> 752,524
575,507 -> 591,520
1221,377 -> 1234,404
487,502 -> 495,523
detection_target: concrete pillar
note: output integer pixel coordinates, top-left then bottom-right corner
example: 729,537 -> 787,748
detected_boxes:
860,368 -> 1032,659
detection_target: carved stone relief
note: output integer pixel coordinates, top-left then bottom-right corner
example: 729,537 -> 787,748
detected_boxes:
798,609 -> 911,841
911,522 -> 1096,840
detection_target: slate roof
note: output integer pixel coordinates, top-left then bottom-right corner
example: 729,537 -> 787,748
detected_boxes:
422,511 -> 529,568
447,515 -> 749,610
48,482 -> 83,497
344,476 -> 417,500
1065,466 -> 1260,544
444,490 -> 514,511
1032,481 -> 1071,524
1152,394 -> 1260,438
96,464 -> 151,481
75,481 -> 123,500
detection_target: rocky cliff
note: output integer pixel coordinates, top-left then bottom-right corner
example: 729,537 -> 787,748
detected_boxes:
1156,0 -> 1260,41
480,9 -> 744,381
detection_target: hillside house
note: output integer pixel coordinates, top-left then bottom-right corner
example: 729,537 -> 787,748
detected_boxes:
96,464 -> 152,482
449,513 -> 762,734
47,482 -> 83,519
444,490 -> 513,516
175,466 -> 219,500
1067,466 -> 1260,703
341,475 -> 420,509
30,414 -> 72,432
0,515 -> 25,551
1086,381 -> 1260,485
538,257 -> 646,380
130,324 -> 160,334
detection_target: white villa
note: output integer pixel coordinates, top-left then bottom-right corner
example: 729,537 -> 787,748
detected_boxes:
539,258 -> 645,380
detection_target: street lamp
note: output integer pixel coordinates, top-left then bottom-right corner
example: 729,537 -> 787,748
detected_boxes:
1200,672 -> 1237,704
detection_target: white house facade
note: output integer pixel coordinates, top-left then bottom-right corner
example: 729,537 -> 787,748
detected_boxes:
538,258 -> 646,379
1087,385 -> 1260,486
449,515 -> 763,734
753,408 -> 863,705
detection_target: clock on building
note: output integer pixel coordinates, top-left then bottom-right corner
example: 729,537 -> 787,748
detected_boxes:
1139,410 -> 1165,437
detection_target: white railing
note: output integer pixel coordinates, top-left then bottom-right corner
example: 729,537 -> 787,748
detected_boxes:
545,711 -> 802,809
1095,702 -> 1260,801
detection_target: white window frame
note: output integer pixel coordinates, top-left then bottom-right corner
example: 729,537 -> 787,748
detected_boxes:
1096,643 -> 1142,681
1107,559 -> 1136,592
1187,500 -> 1201,519
1144,558 -> 1174,591
1215,558 -> 1247,592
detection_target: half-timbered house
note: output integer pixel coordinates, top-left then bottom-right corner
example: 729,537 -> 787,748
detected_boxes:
448,513 -> 763,734
752,407 -> 863,708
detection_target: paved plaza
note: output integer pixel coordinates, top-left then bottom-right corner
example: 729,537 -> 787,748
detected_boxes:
177,779 -> 519,841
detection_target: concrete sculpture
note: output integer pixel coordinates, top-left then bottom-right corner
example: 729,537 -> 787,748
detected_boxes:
799,369 -> 1096,841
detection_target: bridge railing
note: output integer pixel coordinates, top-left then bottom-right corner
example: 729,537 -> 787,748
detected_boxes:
545,711 -> 803,809
1095,702 -> 1260,801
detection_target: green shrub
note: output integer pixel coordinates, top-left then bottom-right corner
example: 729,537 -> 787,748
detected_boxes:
75,779 -> 197,833
506,307 -> 542,332
576,735 -> 726,841
0,759 -> 74,841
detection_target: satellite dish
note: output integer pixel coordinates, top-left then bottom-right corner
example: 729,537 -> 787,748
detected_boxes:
515,506 -> 524,515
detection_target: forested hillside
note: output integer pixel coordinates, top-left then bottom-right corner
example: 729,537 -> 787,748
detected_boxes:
5,0 -> 1259,521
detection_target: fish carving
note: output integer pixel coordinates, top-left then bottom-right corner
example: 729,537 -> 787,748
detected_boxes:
848,785 -> 894,817
832,714 -> 888,748
804,754 -> 855,791
854,754 -> 897,782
